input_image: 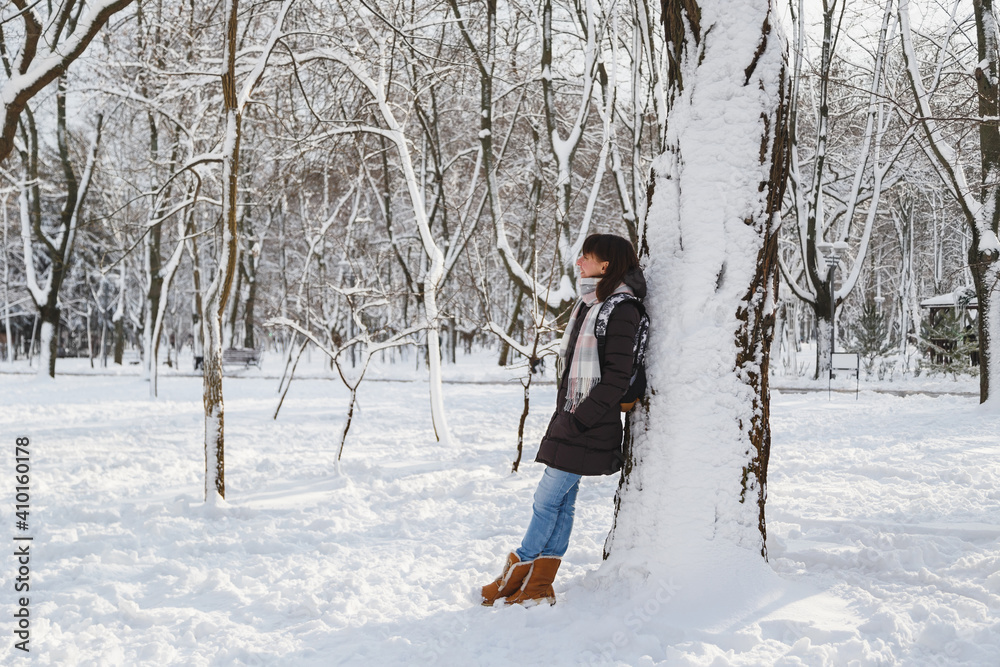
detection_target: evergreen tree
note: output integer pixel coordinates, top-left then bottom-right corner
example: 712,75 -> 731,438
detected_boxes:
920,308 -> 978,377
850,300 -> 892,372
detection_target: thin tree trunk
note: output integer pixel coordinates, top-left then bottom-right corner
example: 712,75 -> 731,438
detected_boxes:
226,247 -> 244,349
87,304 -> 94,368
187,217 -> 204,363
113,263 -> 126,365
28,315 -> 38,367
203,0 -> 244,501
244,257 -> 257,350
203,0 -> 295,498
143,210 -> 163,381
498,294 -> 523,366
99,317 -> 107,367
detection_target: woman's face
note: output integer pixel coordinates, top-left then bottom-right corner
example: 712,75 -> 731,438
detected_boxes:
576,252 -> 608,278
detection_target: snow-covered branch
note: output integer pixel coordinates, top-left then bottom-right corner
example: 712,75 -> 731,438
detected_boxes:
0,0 -> 136,164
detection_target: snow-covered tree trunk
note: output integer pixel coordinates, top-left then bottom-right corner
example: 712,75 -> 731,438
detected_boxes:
605,0 -> 789,574
149,217 -> 189,396
141,217 -> 163,383
816,316 -> 832,378
112,263 -> 126,365
973,0 -> 1000,404
891,199 -> 920,359
186,219 -> 204,363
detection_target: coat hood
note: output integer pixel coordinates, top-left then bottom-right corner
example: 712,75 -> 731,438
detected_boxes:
624,267 -> 647,299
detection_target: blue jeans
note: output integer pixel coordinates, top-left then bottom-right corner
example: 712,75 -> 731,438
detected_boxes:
516,466 -> 582,561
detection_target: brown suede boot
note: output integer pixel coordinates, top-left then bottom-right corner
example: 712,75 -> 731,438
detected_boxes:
505,556 -> 560,606
480,552 -> 532,606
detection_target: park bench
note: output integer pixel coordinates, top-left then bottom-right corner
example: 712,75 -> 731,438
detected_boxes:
222,348 -> 261,369
193,349 -> 261,371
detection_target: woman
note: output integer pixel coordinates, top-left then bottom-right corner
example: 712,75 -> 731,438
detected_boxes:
481,233 -> 646,607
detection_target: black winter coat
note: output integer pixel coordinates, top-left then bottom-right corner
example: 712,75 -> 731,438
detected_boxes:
535,268 -> 646,476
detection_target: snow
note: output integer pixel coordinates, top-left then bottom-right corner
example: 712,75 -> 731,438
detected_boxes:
1,354 -> 998,665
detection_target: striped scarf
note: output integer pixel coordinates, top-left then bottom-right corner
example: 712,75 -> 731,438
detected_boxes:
560,278 -> 634,412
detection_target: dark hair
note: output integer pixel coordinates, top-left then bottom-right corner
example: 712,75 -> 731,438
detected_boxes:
581,233 -> 639,301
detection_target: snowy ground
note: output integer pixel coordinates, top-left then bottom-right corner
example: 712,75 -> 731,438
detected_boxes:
0,354 -> 997,665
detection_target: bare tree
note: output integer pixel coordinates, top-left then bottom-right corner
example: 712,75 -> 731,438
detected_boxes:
898,0 -> 1000,402
203,0 -> 295,500
268,289 -> 421,474
779,0 -> 911,378
16,80 -> 102,378
300,5 -> 472,443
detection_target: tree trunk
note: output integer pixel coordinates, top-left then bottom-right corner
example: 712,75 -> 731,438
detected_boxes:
143,206 -> 163,382
202,304 -> 226,500
38,307 -> 58,378
87,304 -> 94,368
815,314 -> 832,379
187,219 -> 204,361
203,0 -> 244,501
605,0 -> 789,577
113,263 -> 126,365
498,294 -> 523,366
243,257 -> 257,350
113,317 -> 124,365
226,247 -> 244,349
197,0 -> 292,498
974,0 -> 1000,403
20,85 -> 101,379
3,206 -> 12,365
972,260 -> 1000,400
421,293 -> 451,443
